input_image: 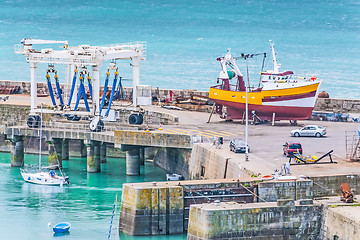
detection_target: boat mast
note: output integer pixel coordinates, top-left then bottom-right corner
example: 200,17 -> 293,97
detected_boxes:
269,40 -> 280,73
38,103 -> 43,172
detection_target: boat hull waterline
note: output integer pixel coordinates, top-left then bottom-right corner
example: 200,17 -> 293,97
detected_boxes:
210,81 -> 321,121
21,171 -> 69,186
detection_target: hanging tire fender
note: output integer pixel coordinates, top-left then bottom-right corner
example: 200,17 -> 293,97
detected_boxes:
129,114 -> 139,125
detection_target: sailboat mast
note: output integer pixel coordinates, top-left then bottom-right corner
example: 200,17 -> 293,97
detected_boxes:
269,40 -> 279,73
38,104 -> 43,173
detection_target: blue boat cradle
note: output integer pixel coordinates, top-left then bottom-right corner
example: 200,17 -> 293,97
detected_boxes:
74,72 -> 90,112
53,222 -> 71,233
99,67 -> 118,117
46,66 -> 64,109
67,67 -> 92,112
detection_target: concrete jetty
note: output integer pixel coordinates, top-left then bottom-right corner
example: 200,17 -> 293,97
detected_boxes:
2,84 -> 360,239
119,174 -> 360,239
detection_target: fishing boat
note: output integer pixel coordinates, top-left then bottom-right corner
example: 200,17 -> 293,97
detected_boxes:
53,222 -> 71,233
20,104 -> 69,186
209,41 -> 321,123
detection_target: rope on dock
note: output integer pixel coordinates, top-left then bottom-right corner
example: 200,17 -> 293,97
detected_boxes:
238,182 -> 268,203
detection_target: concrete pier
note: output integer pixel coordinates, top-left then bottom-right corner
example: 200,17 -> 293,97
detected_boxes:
119,179 -> 258,236
322,196 -> 360,240
187,201 -> 322,240
119,182 -> 184,235
48,138 -> 62,169
62,139 -> 69,160
86,140 -> 101,173
10,135 -> 24,167
126,147 -> 140,176
100,142 -> 106,163
94,141 -> 101,171
80,140 -> 87,158
139,147 -> 145,165
119,175 -> 360,237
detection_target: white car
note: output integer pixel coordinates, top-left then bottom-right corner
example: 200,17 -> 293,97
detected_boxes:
291,125 -> 326,138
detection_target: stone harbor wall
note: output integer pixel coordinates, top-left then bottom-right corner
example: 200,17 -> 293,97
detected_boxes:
322,205 -> 360,240
187,201 -> 322,240
315,98 -> 360,114
258,179 -> 313,202
119,183 -> 184,235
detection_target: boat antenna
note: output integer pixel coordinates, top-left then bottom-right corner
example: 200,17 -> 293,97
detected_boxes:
38,103 -> 43,173
258,53 -> 267,88
269,40 -> 280,73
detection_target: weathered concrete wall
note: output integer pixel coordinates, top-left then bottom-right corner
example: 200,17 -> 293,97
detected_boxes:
119,182 -> 184,236
0,104 -> 30,131
119,177 -> 360,238
258,180 -> 313,202
322,205 -> 360,240
310,174 -> 360,197
114,130 -> 192,149
153,144 -> 254,181
187,201 -> 322,240
181,179 -> 257,231
315,98 -> 360,113
154,147 -> 192,179
119,179 -> 259,236
188,144 -> 254,180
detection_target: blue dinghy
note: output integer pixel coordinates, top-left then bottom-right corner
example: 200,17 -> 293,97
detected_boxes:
53,222 -> 71,233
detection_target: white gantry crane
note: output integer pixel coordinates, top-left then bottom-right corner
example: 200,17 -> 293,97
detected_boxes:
15,38 -> 146,131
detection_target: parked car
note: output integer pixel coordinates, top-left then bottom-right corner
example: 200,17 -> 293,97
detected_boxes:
283,141 -> 302,157
291,125 -> 326,138
230,139 -> 250,153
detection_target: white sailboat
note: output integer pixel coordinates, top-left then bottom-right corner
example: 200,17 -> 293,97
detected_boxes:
21,104 -> 69,186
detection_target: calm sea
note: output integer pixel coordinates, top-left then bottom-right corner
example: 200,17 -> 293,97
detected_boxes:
0,1 -> 359,98
0,153 -> 186,239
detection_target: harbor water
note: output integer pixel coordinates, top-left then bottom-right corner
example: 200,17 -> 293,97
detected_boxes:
0,0 -> 359,98
0,152 -> 186,240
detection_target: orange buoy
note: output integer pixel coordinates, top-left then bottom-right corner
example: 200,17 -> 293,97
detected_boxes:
318,91 -> 329,98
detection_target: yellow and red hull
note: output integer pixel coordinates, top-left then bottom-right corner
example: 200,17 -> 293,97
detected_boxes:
209,81 -> 321,120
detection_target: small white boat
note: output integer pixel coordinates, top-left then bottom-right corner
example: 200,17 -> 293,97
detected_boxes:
21,104 -> 69,186
21,170 -> 69,186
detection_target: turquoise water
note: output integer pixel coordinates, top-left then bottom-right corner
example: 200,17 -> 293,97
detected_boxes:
0,1 -> 359,98
0,152 -> 186,240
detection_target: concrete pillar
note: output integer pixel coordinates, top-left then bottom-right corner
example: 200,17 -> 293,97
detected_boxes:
92,65 -> 101,115
86,140 -> 100,173
132,56 -> 140,107
100,142 -> 107,163
48,138 -> 62,169
30,62 -> 37,113
139,147 -> 145,166
10,136 -> 24,167
126,147 -> 140,176
62,139 -> 69,160
80,140 -> 87,158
